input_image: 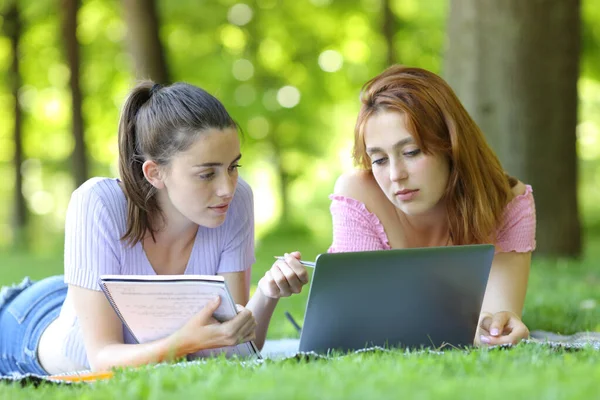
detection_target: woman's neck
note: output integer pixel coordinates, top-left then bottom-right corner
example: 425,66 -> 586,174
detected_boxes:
146,190 -> 199,251
147,221 -> 198,250
143,213 -> 198,275
397,202 -> 450,248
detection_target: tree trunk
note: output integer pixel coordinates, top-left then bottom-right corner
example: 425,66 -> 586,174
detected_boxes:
272,137 -> 291,221
62,0 -> 89,187
122,0 -> 170,83
445,0 -> 581,258
382,0 -> 397,67
5,1 -> 28,245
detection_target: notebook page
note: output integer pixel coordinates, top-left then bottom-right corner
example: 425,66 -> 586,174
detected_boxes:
103,280 -> 233,343
102,280 -> 259,358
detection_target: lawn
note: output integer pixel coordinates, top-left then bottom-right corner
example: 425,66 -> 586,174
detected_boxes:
0,229 -> 599,399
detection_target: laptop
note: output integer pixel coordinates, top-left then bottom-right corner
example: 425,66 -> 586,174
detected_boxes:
297,244 -> 495,354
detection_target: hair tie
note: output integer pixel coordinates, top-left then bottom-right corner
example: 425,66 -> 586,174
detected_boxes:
150,83 -> 162,96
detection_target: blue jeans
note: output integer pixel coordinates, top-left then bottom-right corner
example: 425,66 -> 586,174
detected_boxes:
0,275 -> 67,376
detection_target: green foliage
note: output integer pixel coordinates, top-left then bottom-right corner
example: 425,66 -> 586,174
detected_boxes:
0,0 -> 599,248
582,0 -> 600,81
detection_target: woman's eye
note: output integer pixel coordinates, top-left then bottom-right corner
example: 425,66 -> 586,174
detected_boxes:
199,172 -> 215,180
371,158 -> 388,166
403,149 -> 421,157
229,163 -> 242,172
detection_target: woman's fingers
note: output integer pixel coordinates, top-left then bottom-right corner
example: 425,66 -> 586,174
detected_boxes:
239,311 -> 257,338
288,251 -> 302,259
480,329 -> 525,346
241,328 -> 256,344
505,316 -> 530,342
219,307 -> 255,346
232,306 -> 256,344
479,312 -> 529,346
259,270 -> 280,298
224,307 -> 253,332
270,263 -> 292,296
479,312 -> 508,336
258,250 -> 310,299
488,312 -> 510,337
278,260 -> 304,294
284,252 -> 309,285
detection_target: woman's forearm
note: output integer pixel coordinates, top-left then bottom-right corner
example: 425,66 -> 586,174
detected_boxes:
246,288 -> 278,350
90,334 -> 189,372
90,327 -> 225,372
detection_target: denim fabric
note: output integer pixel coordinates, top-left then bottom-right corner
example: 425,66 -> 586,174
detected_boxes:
0,275 -> 67,376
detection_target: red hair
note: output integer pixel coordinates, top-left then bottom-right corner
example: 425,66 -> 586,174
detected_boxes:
353,65 -> 515,245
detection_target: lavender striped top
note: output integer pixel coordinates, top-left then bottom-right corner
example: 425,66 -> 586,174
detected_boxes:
56,177 -> 255,369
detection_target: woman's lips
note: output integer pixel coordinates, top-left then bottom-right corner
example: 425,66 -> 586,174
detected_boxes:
395,189 -> 419,201
209,203 -> 230,214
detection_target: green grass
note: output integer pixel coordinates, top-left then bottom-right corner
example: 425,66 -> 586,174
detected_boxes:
1,229 -> 599,398
1,346 -> 599,399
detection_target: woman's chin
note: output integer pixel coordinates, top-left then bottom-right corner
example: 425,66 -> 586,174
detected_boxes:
194,213 -> 227,228
396,203 -> 430,217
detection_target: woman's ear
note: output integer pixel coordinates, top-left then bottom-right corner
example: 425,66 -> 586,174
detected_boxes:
142,160 -> 165,189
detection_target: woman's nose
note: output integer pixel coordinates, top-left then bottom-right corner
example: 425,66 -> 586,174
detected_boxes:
216,173 -> 236,197
389,159 -> 408,181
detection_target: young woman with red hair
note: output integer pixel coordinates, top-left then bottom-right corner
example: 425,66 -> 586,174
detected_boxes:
329,65 -> 536,346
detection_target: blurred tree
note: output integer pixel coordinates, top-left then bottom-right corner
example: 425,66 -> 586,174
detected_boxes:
62,0 -> 89,187
445,0 -> 582,258
382,0 -> 397,67
122,0 -> 170,83
243,8 -> 293,220
4,0 -> 28,246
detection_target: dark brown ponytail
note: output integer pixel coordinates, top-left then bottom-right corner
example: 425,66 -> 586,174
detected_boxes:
118,81 -> 158,246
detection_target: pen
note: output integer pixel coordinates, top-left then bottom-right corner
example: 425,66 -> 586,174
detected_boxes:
273,256 -> 316,268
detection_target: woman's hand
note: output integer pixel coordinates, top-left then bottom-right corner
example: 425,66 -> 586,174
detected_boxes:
258,251 -> 309,299
170,296 -> 257,354
476,311 -> 530,346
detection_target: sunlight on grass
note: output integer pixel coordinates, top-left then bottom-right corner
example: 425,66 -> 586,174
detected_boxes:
1,345 -> 599,398
0,230 -> 599,397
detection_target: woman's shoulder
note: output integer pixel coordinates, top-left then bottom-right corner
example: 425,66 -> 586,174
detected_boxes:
331,170 -> 389,218
333,170 -> 382,204
510,180 -> 530,198
69,177 -> 127,228
495,180 -> 536,252
72,177 -> 124,203
506,180 -> 534,211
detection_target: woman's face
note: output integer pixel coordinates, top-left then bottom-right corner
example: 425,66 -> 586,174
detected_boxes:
364,111 -> 450,217
159,127 -> 241,228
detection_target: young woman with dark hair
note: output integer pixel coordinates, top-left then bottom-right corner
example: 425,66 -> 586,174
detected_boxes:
0,81 -> 309,375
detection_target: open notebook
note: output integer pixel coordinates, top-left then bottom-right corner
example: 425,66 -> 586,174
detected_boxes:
98,275 -> 261,359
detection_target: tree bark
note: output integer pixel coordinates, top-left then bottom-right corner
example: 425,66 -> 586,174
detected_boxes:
382,0 -> 397,67
122,0 -> 170,83
5,2 -> 28,244
445,0 -> 581,257
62,0 -> 89,187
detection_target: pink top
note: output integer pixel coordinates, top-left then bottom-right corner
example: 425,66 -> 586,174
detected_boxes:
328,185 -> 536,254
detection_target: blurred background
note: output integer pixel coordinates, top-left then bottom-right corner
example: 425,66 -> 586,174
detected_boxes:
0,0 -> 598,287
